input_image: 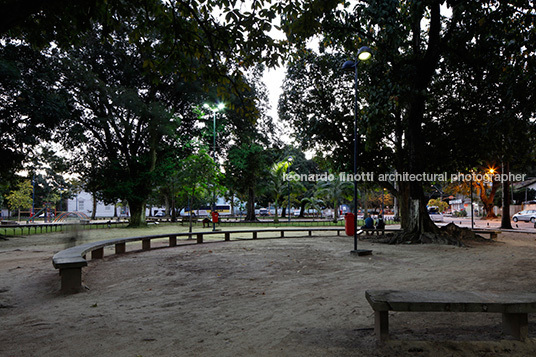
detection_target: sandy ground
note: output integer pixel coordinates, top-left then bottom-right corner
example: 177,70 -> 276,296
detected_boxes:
1,226 -> 536,357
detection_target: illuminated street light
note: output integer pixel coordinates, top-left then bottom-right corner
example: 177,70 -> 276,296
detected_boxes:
203,102 -> 225,231
342,45 -> 373,256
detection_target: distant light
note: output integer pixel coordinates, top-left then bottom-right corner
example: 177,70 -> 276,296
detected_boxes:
204,102 -> 225,112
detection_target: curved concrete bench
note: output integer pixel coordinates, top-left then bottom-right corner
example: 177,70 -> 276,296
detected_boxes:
52,227 -> 344,293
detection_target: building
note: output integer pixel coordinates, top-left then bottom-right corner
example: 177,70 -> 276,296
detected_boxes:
66,191 -> 133,218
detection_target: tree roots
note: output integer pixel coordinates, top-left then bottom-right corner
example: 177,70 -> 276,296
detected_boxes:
388,222 -> 489,247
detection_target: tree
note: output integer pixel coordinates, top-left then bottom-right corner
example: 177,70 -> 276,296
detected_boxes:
267,160 -> 294,223
427,199 -> 448,213
176,150 -> 220,232
6,180 -> 33,221
316,173 -> 353,222
279,0 -> 536,244
2,0 -> 287,224
225,142 -> 269,221
301,196 -> 324,218
0,44 -> 72,182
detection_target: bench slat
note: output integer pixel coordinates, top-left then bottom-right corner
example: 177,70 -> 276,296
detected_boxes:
366,290 -> 536,313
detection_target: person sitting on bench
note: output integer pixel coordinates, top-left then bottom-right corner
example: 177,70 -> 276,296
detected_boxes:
362,215 -> 374,229
376,216 -> 385,230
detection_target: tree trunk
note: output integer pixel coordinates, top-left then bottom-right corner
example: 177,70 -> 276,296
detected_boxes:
245,187 -> 257,221
164,194 -> 170,216
127,199 -> 147,227
230,192 -> 235,217
501,162 -> 513,229
171,194 -> 177,222
299,201 -> 306,218
478,181 -> 498,219
333,199 -> 338,222
392,181 -> 466,245
91,193 -> 97,220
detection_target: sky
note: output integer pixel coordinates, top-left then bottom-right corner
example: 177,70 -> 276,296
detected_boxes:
262,65 -> 290,142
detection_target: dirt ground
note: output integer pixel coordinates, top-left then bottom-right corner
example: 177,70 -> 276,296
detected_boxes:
1,226 -> 536,357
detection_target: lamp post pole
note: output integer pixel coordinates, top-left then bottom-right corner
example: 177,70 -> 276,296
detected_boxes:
204,103 -> 225,232
212,109 -> 216,231
287,156 -> 293,223
343,46 -> 373,256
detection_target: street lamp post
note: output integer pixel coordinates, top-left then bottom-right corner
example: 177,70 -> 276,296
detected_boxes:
470,172 -> 474,229
342,46 -> 373,256
203,102 -> 225,231
287,156 -> 293,223
59,187 -> 65,212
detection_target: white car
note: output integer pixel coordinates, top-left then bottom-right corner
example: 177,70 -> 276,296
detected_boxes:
428,207 -> 444,222
512,210 -> 536,223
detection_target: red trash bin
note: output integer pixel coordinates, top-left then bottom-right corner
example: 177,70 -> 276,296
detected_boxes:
345,212 -> 355,236
211,211 -> 219,223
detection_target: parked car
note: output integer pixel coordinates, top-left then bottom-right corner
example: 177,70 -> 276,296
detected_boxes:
512,210 -> 536,223
259,208 -> 269,216
154,211 -> 165,217
428,206 -> 444,222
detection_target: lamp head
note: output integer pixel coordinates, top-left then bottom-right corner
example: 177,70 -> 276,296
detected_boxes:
288,156 -> 293,162
357,46 -> 372,61
217,102 -> 225,111
342,60 -> 356,71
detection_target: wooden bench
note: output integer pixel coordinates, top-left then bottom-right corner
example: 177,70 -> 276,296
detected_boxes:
366,290 -> 536,342
472,230 -> 501,240
357,228 -> 402,236
180,216 -> 198,225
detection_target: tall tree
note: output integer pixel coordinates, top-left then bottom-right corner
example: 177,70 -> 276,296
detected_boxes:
279,0 -> 536,244
225,143 -> 269,221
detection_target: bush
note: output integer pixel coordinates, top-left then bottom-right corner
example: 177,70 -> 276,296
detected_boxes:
453,209 -> 467,217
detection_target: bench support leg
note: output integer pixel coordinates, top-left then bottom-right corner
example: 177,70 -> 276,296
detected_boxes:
197,234 -> 203,244
169,235 -> 177,247
115,242 -> 126,254
225,232 -> 230,241
502,313 -> 528,341
142,239 -> 151,250
374,311 -> 389,342
60,267 -> 83,294
91,247 -> 104,259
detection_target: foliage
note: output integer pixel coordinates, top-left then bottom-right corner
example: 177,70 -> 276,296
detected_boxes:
1,0 -> 286,225
0,44 -> 72,181
427,199 -> 448,213
6,180 -> 33,220
316,173 -> 353,222
267,159 -> 295,223
224,142 -> 269,221
453,209 -> 468,218
278,0 -> 536,240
